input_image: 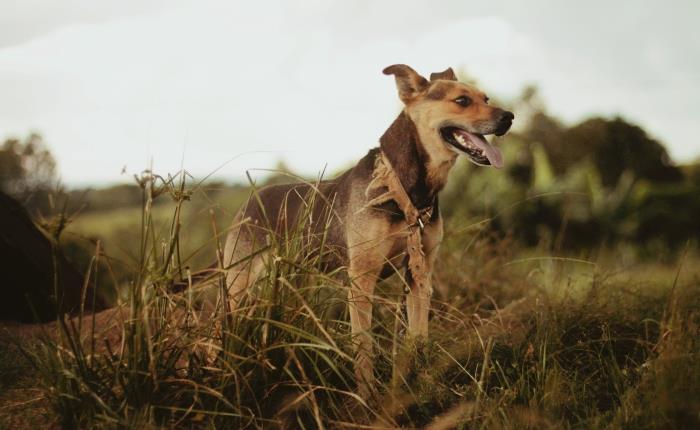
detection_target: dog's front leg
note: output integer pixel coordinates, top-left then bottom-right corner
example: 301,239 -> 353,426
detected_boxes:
406,219 -> 442,338
347,263 -> 379,398
405,275 -> 431,338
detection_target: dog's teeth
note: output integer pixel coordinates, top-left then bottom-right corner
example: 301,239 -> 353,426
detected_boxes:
454,133 -> 472,148
453,132 -> 486,155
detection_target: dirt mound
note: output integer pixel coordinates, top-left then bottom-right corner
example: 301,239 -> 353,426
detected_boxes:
0,191 -> 107,323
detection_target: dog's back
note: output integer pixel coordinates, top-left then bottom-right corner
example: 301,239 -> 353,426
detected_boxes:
222,149 -> 379,302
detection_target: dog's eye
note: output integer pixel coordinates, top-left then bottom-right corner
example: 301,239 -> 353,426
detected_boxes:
484,96 -> 489,103
454,96 -> 472,107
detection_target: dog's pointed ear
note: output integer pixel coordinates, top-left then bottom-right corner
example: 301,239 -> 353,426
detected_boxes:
430,67 -> 457,82
383,64 -> 429,103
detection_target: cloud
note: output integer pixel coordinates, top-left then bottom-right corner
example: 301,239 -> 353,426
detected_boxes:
0,0 -> 188,48
0,0 -> 698,185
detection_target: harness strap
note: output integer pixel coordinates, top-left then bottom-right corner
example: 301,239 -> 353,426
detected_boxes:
364,151 -> 433,291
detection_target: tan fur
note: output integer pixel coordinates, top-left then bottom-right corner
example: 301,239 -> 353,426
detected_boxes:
221,64 -> 513,398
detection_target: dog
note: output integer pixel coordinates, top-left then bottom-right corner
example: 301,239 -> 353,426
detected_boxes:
222,64 -> 513,396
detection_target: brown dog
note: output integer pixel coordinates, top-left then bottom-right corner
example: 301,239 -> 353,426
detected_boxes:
222,64 -> 513,396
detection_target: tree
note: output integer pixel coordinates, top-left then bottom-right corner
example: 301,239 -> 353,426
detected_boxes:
0,133 -> 59,213
562,117 -> 683,186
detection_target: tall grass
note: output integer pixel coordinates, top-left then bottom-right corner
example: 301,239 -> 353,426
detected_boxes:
20,169 -> 700,429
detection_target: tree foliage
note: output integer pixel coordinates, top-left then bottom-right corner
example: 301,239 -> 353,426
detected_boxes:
519,96 -> 682,187
0,133 -> 59,213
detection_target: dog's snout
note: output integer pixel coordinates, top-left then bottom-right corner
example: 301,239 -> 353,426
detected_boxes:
495,110 -> 514,136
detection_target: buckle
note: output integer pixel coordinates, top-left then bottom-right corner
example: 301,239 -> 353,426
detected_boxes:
416,206 -> 432,230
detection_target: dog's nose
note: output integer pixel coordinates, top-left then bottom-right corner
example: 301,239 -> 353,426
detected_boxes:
495,110 -> 514,136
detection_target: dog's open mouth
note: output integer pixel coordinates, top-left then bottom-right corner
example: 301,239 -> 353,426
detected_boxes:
440,127 -> 503,168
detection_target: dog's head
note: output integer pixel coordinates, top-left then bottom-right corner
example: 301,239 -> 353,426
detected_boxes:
384,64 -> 514,168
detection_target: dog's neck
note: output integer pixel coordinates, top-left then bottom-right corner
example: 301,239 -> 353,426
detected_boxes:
379,111 -> 445,209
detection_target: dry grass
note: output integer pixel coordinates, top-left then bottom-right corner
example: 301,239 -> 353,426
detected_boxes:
2,170 -> 700,429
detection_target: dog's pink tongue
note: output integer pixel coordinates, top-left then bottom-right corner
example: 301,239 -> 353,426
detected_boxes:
457,130 -> 504,168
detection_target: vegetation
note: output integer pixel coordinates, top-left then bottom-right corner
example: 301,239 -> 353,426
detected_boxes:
0,133 -> 59,214
0,169 -> 695,428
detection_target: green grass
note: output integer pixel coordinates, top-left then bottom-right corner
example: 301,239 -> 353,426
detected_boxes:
61,182 -> 251,290
8,171 -> 700,429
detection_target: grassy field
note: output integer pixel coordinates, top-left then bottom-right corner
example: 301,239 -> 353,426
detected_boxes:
2,172 -> 700,429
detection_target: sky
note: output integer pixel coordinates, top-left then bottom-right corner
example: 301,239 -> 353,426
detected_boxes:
1,0 -> 698,187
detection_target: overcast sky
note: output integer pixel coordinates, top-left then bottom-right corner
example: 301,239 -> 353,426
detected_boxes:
1,0 -> 698,186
